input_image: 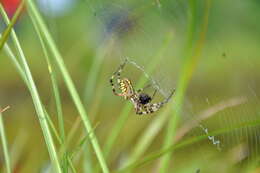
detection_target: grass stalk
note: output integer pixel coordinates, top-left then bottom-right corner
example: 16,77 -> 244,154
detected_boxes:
44,109 -> 78,173
0,4 -> 62,173
0,0 -> 24,51
126,106 -> 171,167
28,9 -> 72,172
46,50 -> 66,143
159,1 -> 211,172
25,0 -> 109,172
28,8 -> 66,143
83,40 -> 111,105
0,109 -> 11,173
1,41 -> 28,84
118,118 -> 260,173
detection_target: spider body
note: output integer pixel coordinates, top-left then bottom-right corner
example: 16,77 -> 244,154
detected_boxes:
118,78 -> 134,99
138,93 -> 151,104
110,59 -> 174,115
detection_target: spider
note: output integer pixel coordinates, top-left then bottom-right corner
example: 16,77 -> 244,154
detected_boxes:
109,59 -> 174,115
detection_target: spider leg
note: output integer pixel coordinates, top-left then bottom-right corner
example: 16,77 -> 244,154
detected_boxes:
136,103 -> 156,115
136,90 -> 175,115
136,106 -> 149,115
151,89 -> 157,100
163,89 -> 175,104
110,59 -> 127,96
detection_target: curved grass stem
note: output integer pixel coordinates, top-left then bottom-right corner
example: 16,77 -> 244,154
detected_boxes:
159,0 -> 211,172
0,3 -> 62,173
25,0 -> 109,172
0,109 -> 11,173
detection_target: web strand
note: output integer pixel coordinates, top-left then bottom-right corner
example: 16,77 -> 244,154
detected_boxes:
124,57 -> 169,98
122,57 -> 221,150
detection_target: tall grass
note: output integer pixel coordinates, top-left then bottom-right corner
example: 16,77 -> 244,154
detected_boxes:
0,3 -> 63,173
0,0 -> 23,51
26,0 -> 109,172
159,0 -> 211,172
27,10 -> 71,172
117,118 -> 260,173
0,108 -> 11,173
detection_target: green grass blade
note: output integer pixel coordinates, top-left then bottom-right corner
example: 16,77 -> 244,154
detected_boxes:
29,9 -> 72,172
117,119 -> 260,173
159,1 -> 211,172
44,109 -> 63,145
25,1 -> 109,172
44,108 -> 78,173
83,40 -> 110,105
126,106 -> 171,168
1,42 -> 28,84
128,97 -> 246,168
82,39 -> 111,173
0,1 -> 24,51
0,4 -> 62,173
0,108 -> 11,173
28,8 -> 66,143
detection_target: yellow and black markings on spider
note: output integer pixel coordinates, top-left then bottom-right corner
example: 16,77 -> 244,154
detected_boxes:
110,59 -> 174,115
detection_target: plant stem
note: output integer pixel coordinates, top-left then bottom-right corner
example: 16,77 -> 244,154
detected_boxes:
0,111 -> 11,173
26,0 -> 109,172
0,4 -> 62,173
159,0 -> 211,172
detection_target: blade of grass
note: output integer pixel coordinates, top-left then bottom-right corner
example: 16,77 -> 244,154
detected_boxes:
30,12 -> 71,172
82,38 -> 112,173
83,39 -> 111,105
0,38 -> 28,85
0,107 -> 11,173
117,118 -> 260,173
159,1 -> 211,172
28,5 -> 83,172
46,49 -> 66,143
2,43 -> 29,86
83,141 -> 93,173
0,10 -> 70,173
44,109 -> 63,145
0,4 -> 62,173
175,96 -> 247,141
125,106 -> 171,168
103,31 -> 174,160
44,108 -> 77,173
28,8 -> 66,143
0,0 -> 24,51
126,96 -> 245,170
9,130 -> 28,172
25,1 -> 109,172
66,122 -> 99,172
126,96 -> 246,170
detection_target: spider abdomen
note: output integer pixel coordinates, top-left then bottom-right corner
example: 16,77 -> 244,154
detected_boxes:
138,93 -> 151,104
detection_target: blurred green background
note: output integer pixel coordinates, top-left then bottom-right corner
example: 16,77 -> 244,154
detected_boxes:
0,0 -> 260,172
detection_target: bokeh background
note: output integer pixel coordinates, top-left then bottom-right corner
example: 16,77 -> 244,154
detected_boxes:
0,0 -> 260,172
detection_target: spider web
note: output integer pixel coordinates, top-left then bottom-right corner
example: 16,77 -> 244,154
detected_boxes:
125,57 -> 169,98
86,0 -> 222,148
84,0 -> 260,170
124,56 -> 222,150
